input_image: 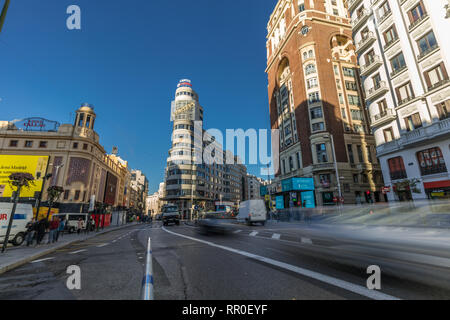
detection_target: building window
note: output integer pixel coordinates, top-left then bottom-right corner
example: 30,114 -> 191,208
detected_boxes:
333,9 -> 338,16
74,190 -> 80,201
383,26 -> 398,47
417,147 -> 448,176
343,67 -> 355,77
348,95 -> 361,106
396,82 -> 414,104
351,109 -> 364,121
425,63 -> 449,90
404,113 -> 422,131
436,100 -> 450,120
298,1 -> 305,12
408,1 -> 426,24
357,145 -> 364,163
391,52 -> 406,72
341,108 -> 347,119
289,156 -> 294,171
63,190 -> 70,200
9,140 -> 18,147
86,115 -> 91,128
353,174 -> 359,183
308,92 -> 320,103
378,99 -> 388,115
83,143 -> 88,150
319,174 -> 331,186
345,81 -> 357,91
388,157 -> 407,180
305,64 -> 316,75
334,65 -> 339,75
347,144 -> 355,164
316,144 -> 328,163
417,31 -> 437,56
312,122 -> 325,132
73,142 -> 78,149
296,152 -> 302,169
282,159 -> 286,174
24,140 -> 33,148
383,127 -> 394,142
307,77 -> 318,89
310,107 -> 323,119
378,1 -> 391,20
366,146 -> 373,163
78,113 -> 84,127
39,141 -> 48,148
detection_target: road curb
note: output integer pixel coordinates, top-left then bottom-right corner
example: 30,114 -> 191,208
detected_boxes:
0,223 -> 137,275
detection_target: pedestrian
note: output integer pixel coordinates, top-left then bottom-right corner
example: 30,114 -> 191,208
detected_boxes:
48,216 -> 59,244
85,217 -> 92,234
36,218 -> 48,245
302,200 -> 307,208
25,218 -> 37,246
77,218 -> 84,234
56,218 -> 65,241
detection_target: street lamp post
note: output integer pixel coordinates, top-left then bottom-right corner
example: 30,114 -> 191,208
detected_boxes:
34,173 -> 52,220
327,134 -> 342,204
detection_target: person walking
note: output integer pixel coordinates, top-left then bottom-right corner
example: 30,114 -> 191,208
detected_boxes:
25,218 -> 36,246
56,218 -> 65,242
36,218 -> 48,246
47,217 -> 59,244
85,217 -> 92,235
77,218 -> 84,235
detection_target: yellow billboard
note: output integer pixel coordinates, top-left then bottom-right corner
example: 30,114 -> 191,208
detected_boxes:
0,155 -> 49,198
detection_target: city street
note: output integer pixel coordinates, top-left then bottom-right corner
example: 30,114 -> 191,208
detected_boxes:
1,221 -> 450,300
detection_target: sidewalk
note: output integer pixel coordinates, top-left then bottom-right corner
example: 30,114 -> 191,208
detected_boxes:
0,222 -> 138,275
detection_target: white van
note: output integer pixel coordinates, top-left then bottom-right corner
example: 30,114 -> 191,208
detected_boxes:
54,213 -> 91,233
236,199 -> 267,226
0,203 -> 34,246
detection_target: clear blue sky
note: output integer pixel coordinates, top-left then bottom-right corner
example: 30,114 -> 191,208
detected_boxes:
0,0 -> 276,193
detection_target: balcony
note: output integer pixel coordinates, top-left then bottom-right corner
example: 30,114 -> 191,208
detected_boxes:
417,44 -> 439,61
352,9 -> 370,31
408,13 -> 429,31
356,32 -> 376,53
365,81 -> 389,101
347,0 -> 363,12
370,108 -> 396,127
360,55 -> 382,76
383,37 -> 399,51
428,79 -> 450,92
313,163 -> 335,172
378,10 -> 392,24
398,95 -> 415,106
390,65 -> 408,79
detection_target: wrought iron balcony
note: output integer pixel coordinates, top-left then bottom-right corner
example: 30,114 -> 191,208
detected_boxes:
356,32 -> 376,53
360,55 -> 382,76
347,0 -> 363,12
370,108 -> 396,127
352,9 -> 370,30
365,81 -> 388,101
428,79 -> 450,92
408,13 -> 429,31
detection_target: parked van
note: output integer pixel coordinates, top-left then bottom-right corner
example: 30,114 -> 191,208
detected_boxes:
54,213 -> 91,233
0,203 -> 34,246
236,199 -> 267,226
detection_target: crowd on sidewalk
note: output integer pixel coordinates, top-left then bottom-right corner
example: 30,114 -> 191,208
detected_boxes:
23,215 -> 96,247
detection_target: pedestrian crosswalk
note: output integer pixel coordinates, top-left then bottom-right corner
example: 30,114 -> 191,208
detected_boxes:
231,229 -> 313,245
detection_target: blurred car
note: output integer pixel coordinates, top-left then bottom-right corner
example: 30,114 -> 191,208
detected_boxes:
236,199 -> 267,226
197,211 -> 234,235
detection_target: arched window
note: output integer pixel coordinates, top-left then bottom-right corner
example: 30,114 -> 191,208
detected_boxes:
303,52 -> 308,60
308,50 -> 314,58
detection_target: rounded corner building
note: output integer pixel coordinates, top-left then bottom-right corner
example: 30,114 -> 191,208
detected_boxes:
162,79 -> 247,218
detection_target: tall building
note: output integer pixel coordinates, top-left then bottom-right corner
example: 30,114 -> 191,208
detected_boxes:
247,174 -> 265,200
0,104 -> 129,213
163,79 -> 247,217
266,0 -> 384,206
346,0 -> 450,201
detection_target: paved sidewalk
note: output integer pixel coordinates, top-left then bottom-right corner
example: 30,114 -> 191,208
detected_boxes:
0,222 -> 138,275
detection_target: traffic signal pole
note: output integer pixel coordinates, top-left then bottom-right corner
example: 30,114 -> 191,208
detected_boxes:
0,0 -> 11,34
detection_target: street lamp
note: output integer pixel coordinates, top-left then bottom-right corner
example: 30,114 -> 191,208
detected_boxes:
34,172 -> 52,220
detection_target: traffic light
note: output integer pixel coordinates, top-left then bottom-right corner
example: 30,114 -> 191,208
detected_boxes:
366,190 -> 371,196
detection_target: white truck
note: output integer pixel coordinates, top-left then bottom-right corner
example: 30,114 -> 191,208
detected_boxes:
236,199 -> 267,226
0,203 -> 34,246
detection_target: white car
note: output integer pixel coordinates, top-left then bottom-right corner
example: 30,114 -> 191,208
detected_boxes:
0,203 -> 34,246
236,200 -> 267,226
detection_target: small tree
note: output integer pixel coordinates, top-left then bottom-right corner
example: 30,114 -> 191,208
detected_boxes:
2,172 -> 35,253
46,186 -> 64,220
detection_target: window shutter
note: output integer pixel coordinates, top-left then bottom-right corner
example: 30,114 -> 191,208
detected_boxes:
424,71 -> 432,89
412,113 -> 422,127
407,10 -> 414,24
404,117 -> 410,131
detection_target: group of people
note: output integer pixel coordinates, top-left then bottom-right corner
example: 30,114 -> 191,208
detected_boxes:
23,216 -> 95,246
24,216 -> 66,246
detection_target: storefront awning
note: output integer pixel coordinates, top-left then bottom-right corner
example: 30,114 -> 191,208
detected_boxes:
424,180 -> 450,189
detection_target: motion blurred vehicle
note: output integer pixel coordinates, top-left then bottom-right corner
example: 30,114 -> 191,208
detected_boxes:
236,199 -> 267,226
54,213 -> 92,233
197,211 -> 234,235
161,204 -> 180,226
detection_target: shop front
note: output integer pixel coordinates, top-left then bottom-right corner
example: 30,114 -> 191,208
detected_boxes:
275,177 -> 316,209
424,180 -> 450,200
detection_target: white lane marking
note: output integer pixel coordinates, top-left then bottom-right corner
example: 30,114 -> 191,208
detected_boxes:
233,230 -> 242,234
31,257 -> 54,263
301,237 -> 313,244
97,243 -> 108,248
162,227 -> 400,301
69,249 -> 87,254
250,231 -> 258,237
272,233 -> 281,240
112,240 -> 117,243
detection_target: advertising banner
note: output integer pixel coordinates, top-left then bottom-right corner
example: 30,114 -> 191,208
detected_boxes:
0,155 -> 49,198
301,191 -> 316,208
275,196 -> 284,209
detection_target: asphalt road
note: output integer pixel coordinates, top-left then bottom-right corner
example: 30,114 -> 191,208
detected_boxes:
1,221 -> 449,300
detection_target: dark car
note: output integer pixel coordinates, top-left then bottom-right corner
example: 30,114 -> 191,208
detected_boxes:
197,211 -> 234,235
161,205 -> 180,226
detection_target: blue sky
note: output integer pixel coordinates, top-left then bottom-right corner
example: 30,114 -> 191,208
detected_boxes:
0,0 -> 276,193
